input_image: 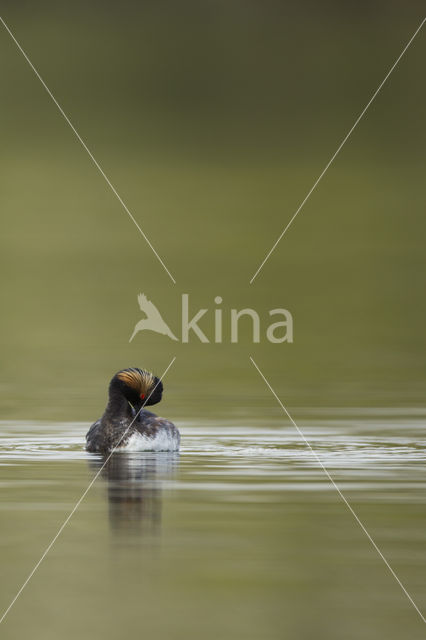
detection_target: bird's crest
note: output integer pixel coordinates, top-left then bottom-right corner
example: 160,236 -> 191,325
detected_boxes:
117,367 -> 155,396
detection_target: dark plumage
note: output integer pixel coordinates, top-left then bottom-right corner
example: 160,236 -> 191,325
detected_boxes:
86,367 -> 180,454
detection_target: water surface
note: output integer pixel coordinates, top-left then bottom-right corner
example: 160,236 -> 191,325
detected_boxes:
1,410 -> 425,639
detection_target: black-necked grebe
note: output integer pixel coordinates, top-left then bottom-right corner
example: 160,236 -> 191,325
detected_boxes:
85,367 -> 180,454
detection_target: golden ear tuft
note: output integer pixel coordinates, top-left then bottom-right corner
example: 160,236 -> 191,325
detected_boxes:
117,368 -> 155,395
117,368 -> 141,391
139,370 -> 155,396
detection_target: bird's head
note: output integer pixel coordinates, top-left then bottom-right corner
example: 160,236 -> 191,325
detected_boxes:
110,367 -> 163,406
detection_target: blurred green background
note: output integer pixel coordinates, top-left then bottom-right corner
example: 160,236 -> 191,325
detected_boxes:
0,1 -> 425,419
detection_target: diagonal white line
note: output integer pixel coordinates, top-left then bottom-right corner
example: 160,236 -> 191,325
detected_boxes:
250,17 -> 426,284
249,356 -> 426,625
0,16 -> 176,285
0,356 -> 176,625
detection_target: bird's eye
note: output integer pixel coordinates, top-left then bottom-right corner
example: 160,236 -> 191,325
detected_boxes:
140,393 -> 145,400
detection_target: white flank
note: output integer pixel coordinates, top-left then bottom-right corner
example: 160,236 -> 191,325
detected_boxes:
120,430 -> 180,452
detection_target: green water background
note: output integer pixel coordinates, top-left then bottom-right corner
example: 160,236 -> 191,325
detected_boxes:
1,1 -> 425,420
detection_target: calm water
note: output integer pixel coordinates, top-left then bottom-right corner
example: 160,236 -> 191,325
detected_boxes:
0,410 -> 425,639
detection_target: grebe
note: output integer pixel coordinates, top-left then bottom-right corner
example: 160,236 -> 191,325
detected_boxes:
86,367 -> 180,454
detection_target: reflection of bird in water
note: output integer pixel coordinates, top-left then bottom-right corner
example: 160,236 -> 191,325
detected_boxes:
129,293 -> 178,342
89,452 -> 179,538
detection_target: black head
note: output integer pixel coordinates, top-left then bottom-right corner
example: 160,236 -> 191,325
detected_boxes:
111,367 -> 163,406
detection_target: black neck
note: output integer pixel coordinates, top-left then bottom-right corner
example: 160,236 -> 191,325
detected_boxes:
105,380 -> 132,420
133,399 -> 148,415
